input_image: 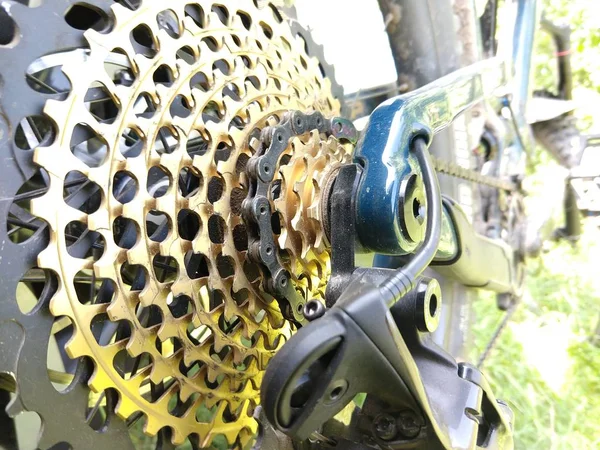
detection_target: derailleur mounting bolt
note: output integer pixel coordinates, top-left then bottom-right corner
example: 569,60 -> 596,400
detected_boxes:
399,173 -> 426,244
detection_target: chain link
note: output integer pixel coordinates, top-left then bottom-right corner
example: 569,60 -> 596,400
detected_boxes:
477,302 -> 518,368
244,110 -> 513,327
431,155 -> 515,191
243,111 -> 357,325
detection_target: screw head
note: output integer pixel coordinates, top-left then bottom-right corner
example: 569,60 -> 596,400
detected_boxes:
373,414 -> 397,441
397,410 -> 421,439
303,299 -> 326,321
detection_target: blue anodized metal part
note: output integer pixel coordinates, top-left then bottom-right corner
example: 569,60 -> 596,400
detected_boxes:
499,0 -> 541,157
353,58 -> 507,255
354,0 -> 540,256
511,0 -> 540,123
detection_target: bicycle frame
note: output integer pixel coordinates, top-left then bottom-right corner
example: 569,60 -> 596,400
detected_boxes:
354,0 -> 540,296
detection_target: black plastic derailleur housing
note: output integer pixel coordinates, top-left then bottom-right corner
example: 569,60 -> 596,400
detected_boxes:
260,139 -> 514,449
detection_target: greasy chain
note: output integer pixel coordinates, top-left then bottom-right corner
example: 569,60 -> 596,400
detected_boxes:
30,0 -> 351,446
243,110 -> 357,325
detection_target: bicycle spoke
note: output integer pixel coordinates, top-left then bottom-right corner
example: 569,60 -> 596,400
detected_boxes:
7,216 -> 42,232
85,391 -> 106,424
25,73 -> 60,94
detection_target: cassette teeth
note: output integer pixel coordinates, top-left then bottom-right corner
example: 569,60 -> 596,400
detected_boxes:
14,0 -> 354,447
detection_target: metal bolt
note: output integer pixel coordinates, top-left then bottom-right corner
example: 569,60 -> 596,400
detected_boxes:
303,300 -> 326,321
397,410 -> 421,439
373,414 -> 397,441
398,173 -> 426,244
415,278 -> 442,333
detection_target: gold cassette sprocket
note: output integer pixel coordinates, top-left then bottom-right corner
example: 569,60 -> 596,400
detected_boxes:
29,0 -> 350,446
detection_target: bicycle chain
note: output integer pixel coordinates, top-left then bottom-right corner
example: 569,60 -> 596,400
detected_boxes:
243,110 -> 358,325
432,147 -> 519,364
244,111 -> 513,326
431,155 -> 516,191
477,302 -> 518,368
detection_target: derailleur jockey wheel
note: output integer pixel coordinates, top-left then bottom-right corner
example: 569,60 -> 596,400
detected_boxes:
0,0 -> 354,448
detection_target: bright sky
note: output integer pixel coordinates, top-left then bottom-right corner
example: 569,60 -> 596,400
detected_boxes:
294,0 -> 398,94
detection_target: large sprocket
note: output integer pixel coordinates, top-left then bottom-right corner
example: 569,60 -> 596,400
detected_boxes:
0,0 -> 351,448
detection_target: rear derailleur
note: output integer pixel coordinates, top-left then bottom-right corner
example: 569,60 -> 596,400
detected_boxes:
256,132 -> 514,449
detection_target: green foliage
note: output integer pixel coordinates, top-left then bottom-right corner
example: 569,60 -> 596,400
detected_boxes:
472,224 -> 600,449
532,0 -> 600,132
473,3 -> 600,447
542,0 -> 600,94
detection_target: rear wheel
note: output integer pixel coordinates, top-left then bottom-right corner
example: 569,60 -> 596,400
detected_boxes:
533,113 -> 583,168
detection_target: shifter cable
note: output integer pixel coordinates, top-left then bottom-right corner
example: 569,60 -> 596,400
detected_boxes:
379,137 -> 443,307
